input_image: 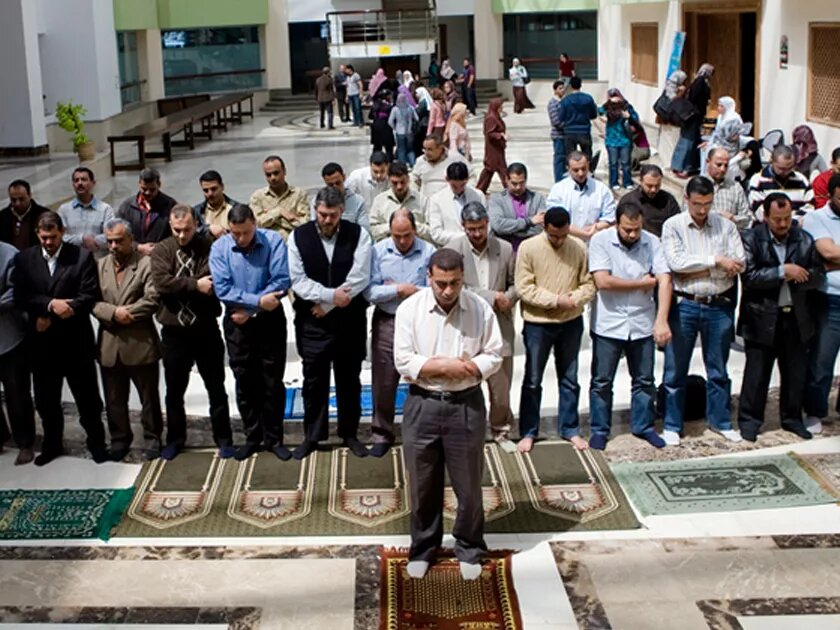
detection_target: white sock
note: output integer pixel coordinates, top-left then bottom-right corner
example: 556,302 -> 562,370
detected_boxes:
661,430 -> 680,446
718,429 -> 743,443
805,416 -> 824,435
406,560 -> 429,579
460,561 -> 482,581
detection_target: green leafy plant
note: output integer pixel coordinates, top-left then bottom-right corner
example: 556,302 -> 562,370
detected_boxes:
55,101 -> 90,151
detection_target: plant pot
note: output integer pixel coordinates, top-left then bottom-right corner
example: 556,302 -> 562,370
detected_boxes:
77,142 -> 95,162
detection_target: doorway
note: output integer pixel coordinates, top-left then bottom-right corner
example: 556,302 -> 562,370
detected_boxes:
683,2 -> 759,131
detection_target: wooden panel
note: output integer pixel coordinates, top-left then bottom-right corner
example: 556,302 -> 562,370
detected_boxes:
685,13 -> 741,118
630,23 -> 659,86
808,23 -> 840,128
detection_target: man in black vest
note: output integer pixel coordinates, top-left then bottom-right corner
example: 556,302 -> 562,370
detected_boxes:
737,193 -> 824,441
288,186 -> 372,459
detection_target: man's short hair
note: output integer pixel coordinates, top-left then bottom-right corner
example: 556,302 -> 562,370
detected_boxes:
566,150 -> 588,165
139,168 -> 160,183
8,179 -> 31,195
707,147 -> 730,162
314,186 -> 344,209
103,217 -> 133,236
389,208 -> 416,229
831,147 -> 840,163
321,162 -> 344,178
763,192 -> 791,215
461,201 -> 488,223
199,170 -> 223,185
545,207 -> 571,228
552,80 -> 564,91
228,204 -> 256,225
570,76 -> 583,90
370,150 -> 390,165
828,173 -> 840,197
639,164 -> 663,179
616,202 -> 643,223
263,155 -> 285,169
685,175 -> 715,197
72,166 -> 95,181
446,161 -> 469,181
346,64 -> 354,71
424,133 -> 444,147
36,210 -> 63,231
507,162 -> 528,178
771,144 -> 795,162
388,161 -> 409,178
170,203 -> 195,220
428,248 -> 464,272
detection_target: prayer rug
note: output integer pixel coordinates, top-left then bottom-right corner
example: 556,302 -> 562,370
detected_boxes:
285,383 -> 409,419
612,454 -> 839,517
113,441 -> 639,537
0,488 -> 133,540
791,452 -> 840,500
379,548 -> 522,630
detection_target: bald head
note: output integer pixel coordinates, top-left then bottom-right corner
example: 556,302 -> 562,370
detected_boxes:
389,208 -> 417,254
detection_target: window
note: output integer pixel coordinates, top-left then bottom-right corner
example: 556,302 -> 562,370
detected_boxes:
117,31 -> 141,108
630,23 -> 658,87
808,23 -> 840,127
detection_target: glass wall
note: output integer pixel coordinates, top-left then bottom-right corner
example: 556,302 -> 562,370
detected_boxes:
117,31 -> 142,108
161,26 -> 263,96
503,12 -> 597,79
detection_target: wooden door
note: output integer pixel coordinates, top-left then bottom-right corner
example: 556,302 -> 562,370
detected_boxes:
685,12 -> 742,120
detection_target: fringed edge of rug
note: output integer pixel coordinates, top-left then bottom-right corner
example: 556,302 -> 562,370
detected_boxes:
98,488 -> 137,541
788,452 -> 840,502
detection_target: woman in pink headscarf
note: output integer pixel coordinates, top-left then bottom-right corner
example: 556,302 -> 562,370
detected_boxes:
368,68 -> 387,99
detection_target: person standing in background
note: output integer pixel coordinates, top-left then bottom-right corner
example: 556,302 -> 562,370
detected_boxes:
476,99 -> 509,194
335,63 -> 349,123
509,58 -> 534,114
315,66 -> 336,130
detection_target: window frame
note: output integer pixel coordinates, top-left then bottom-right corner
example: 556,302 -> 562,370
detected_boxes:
807,22 -> 840,129
630,22 -> 659,88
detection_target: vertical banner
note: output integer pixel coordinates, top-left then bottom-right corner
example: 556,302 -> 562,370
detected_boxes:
666,31 -> 686,81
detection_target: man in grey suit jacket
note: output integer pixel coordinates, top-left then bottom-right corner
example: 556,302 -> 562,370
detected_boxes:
487,162 -> 546,250
92,218 -> 163,460
449,201 -> 518,451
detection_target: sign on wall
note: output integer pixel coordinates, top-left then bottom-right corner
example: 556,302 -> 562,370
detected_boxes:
666,31 -> 686,82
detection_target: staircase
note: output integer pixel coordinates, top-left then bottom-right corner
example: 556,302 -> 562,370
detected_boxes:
260,90 -> 320,114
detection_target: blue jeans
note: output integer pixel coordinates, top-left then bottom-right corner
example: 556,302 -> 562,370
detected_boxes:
519,318 -> 583,439
662,300 -> 735,433
607,145 -> 632,188
804,293 -> 840,418
589,334 -> 656,438
349,94 -> 363,126
396,134 -> 416,167
553,137 -> 567,182
671,119 -> 700,173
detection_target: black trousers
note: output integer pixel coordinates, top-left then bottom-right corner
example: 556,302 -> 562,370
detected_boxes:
161,324 -> 232,448
738,312 -> 808,437
319,101 -> 334,128
295,313 -> 366,443
462,85 -> 477,115
0,342 -> 35,449
31,345 -> 105,452
224,310 -> 287,447
335,88 -> 348,121
564,133 -> 593,162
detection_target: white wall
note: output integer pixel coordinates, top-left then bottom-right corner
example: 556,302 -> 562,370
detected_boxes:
759,0 -> 840,153
289,0 -> 381,24
438,0 -> 474,16
438,16 -> 471,67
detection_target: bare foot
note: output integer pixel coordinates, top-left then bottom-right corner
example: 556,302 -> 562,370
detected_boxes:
15,448 -> 35,465
568,435 -> 589,451
516,437 -> 534,453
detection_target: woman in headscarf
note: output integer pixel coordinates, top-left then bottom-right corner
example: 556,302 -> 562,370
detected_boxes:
402,70 -> 414,88
598,88 -> 639,190
701,96 -> 752,180
397,80 -> 417,108
369,90 -> 395,162
671,63 -> 714,177
509,58 -> 534,114
412,85 -> 432,158
427,88 -> 447,137
442,79 -> 461,115
664,69 -> 688,99
476,98 -> 508,194
792,125 -> 828,179
444,102 -> 471,162
440,57 -> 456,82
368,68 -> 387,99
389,92 -> 419,166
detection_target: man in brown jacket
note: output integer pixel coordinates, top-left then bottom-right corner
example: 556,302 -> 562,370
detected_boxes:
93,218 -> 163,460
315,66 -> 336,130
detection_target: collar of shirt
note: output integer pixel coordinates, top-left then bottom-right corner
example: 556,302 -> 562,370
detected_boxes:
388,191 -> 416,205
828,203 -> 840,220
609,229 -> 646,252
386,238 -> 422,257
72,197 -> 98,210
317,224 -> 340,243
42,244 -> 63,263
426,291 -> 467,317
232,231 -> 266,254
572,177 -> 591,193
136,192 -> 151,212
265,185 -> 293,201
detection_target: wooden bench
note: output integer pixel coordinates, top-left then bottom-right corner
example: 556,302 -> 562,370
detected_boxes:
107,91 -> 254,175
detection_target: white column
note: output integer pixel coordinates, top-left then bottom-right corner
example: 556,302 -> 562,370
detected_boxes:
138,28 -> 165,101
473,2 -> 503,80
0,0 -> 48,150
265,0 -> 292,91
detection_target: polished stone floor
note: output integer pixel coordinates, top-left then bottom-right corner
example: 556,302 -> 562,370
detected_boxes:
2,87 -> 840,629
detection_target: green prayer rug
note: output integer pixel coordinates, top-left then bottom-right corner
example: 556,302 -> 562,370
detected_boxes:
612,454 -> 839,517
0,488 -> 134,541
113,441 -> 640,537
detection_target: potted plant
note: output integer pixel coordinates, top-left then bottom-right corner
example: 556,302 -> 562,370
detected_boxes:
56,101 -> 95,161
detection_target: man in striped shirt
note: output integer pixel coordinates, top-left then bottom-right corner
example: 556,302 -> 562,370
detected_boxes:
748,145 -> 814,221
660,176 -> 746,446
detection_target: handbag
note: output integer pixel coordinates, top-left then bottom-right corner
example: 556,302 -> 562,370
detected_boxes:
652,91 -> 672,122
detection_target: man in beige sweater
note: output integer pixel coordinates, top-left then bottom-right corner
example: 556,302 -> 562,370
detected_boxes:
515,207 -> 596,452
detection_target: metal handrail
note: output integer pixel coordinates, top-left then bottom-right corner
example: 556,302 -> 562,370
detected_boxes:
326,8 -> 437,50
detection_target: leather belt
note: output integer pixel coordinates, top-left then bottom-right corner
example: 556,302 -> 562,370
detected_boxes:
408,385 -> 480,402
675,291 -> 732,307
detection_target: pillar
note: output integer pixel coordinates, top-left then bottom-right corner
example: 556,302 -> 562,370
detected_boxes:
265,0 -> 292,92
138,29 -> 165,100
473,2 -> 504,80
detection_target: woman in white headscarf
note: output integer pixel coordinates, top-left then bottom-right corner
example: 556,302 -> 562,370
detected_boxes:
509,58 -> 534,114
700,96 -> 752,179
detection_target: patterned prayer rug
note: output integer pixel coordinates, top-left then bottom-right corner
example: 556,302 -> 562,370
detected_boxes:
285,384 -> 409,419
791,452 -> 840,500
379,548 -> 522,630
0,488 -> 133,540
612,454 -> 839,517
113,441 -> 639,537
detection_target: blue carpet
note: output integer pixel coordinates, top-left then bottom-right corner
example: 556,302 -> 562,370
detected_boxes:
285,383 -> 409,419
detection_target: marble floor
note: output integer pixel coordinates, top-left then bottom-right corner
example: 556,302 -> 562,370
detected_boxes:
3,90 -> 840,629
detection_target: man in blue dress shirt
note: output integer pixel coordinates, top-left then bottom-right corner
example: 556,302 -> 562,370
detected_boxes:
210,204 -> 291,461
364,209 -> 436,456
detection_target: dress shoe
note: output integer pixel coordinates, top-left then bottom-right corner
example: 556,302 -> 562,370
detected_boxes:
109,448 -> 130,462
233,443 -> 258,461
740,431 -> 758,443
270,445 -> 292,461
34,448 -> 64,467
782,422 -> 813,440
368,442 -> 391,458
160,443 -> 182,461
90,447 -> 110,464
343,437 -> 368,458
293,441 -> 318,460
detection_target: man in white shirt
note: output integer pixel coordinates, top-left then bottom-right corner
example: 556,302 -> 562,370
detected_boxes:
309,162 -> 369,230
346,151 -> 390,211
57,167 -> 114,256
288,186 -> 372,460
344,64 -> 364,127
546,151 -> 615,241
428,161 -> 483,246
394,248 -> 502,581
369,161 -> 430,241
413,133 -> 461,198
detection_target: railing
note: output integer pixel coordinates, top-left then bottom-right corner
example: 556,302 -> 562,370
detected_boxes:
163,69 -> 265,97
512,56 -> 598,81
326,9 -> 437,55
120,79 -> 147,108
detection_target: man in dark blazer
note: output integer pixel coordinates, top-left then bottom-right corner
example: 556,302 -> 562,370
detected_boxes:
13,211 -> 108,465
116,168 -> 178,256
737,193 -> 824,441
487,163 -> 546,250
0,179 -> 50,250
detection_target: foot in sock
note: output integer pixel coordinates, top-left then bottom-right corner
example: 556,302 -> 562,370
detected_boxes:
109,448 -> 129,462
714,428 -> 743,443
406,560 -> 429,579
233,443 -> 258,461
368,442 -> 391,458
633,430 -> 665,449
270,444 -> 292,461
782,422 -> 813,440
90,446 -> 110,464
293,441 -> 318,460
588,434 -> 608,450
34,448 -> 65,467
660,430 -> 680,446
460,561 -> 482,580
15,448 -> 34,466
343,437 -> 368,457
804,416 -> 823,435
160,443 -> 182,461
